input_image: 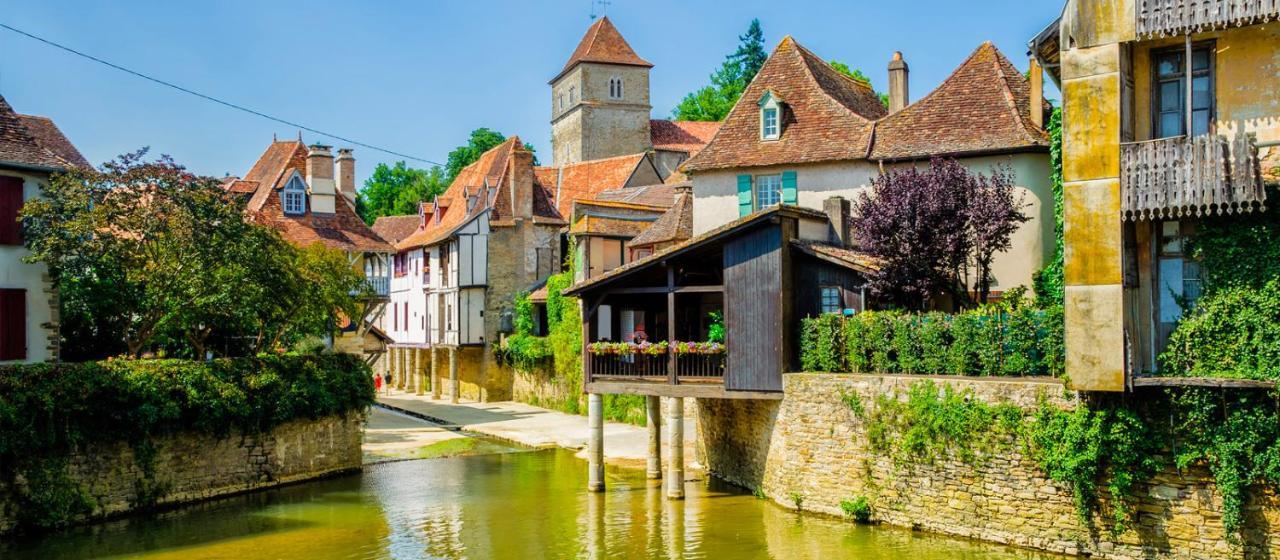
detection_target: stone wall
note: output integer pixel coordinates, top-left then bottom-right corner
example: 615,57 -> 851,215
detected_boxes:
697,373 -> 1280,559
0,412 -> 364,534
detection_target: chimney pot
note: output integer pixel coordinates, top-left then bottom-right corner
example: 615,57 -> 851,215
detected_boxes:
1029,57 -> 1045,129
888,51 -> 910,114
823,196 -> 851,246
306,144 -> 336,213
336,148 -> 356,203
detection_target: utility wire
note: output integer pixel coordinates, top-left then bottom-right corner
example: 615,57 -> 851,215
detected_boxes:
0,22 -> 442,166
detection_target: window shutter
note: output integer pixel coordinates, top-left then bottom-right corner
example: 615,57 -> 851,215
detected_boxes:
781,171 -> 798,205
0,289 -> 26,361
736,175 -> 753,217
0,176 -> 23,246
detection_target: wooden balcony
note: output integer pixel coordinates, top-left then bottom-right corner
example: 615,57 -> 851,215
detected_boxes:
1137,0 -> 1280,38
587,344 -> 726,384
1119,132 -> 1266,221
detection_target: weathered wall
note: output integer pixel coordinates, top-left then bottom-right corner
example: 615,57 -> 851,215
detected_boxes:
0,412 -> 364,534
698,373 -> 1280,559
512,363 -> 576,409
550,62 -> 652,167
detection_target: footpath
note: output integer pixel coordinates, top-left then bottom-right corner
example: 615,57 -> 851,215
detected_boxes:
375,391 -> 701,471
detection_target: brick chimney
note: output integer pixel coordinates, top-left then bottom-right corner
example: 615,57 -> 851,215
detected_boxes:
888,51 -> 909,114
306,144 -> 336,214
335,148 -> 356,204
1029,57 -> 1045,129
823,196 -> 851,246
508,147 -> 535,220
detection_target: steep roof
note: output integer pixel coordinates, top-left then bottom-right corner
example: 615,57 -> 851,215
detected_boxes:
0,95 -> 77,170
681,36 -> 887,173
553,16 -> 652,83
231,140 -> 392,253
539,152 -> 655,219
593,183 -> 676,207
628,186 -> 693,249
869,42 -> 1049,160
372,215 -> 422,245
16,115 -> 91,169
650,120 -> 721,156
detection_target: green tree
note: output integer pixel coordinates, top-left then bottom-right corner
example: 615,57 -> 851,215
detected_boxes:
356,162 -> 447,224
672,19 -> 768,121
445,128 -> 537,184
829,60 -> 889,109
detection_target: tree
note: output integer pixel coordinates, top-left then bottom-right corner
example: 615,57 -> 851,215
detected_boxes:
672,19 -> 767,122
445,128 -> 537,184
829,60 -> 890,109
356,162 -> 447,224
851,158 -> 1027,309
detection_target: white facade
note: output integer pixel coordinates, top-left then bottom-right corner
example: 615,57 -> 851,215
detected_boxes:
387,211 -> 491,348
0,169 -> 55,363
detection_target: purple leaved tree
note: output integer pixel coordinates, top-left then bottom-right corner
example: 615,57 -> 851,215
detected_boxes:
851,158 -> 1026,310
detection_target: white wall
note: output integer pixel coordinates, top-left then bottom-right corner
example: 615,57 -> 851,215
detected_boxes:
0,170 -> 55,363
387,247 -> 428,345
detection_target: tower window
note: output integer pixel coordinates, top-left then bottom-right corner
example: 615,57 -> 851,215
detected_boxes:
609,77 -> 623,100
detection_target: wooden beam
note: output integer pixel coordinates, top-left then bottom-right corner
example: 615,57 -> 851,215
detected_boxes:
1132,376 -> 1277,389
667,266 -> 677,385
599,285 -> 725,295
586,381 -> 782,400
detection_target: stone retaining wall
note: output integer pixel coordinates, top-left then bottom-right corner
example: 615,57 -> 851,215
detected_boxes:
0,411 -> 364,534
697,373 -> 1280,559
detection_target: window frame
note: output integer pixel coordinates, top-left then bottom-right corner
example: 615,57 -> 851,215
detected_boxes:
754,174 -> 783,210
609,76 -> 623,100
1150,41 -> 1215,139
819,286 -> 843,315
281,174 -> 307,216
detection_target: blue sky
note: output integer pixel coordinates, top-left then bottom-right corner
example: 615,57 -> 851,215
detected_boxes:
0,1 -> 1062,186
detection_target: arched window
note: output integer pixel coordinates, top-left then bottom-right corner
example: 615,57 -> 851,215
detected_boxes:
609,76 -> 623,100
281,173 -> 306,215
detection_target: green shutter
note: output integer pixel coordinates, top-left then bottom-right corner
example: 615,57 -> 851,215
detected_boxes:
737,174 -> 753,216
781,171 -> 798,205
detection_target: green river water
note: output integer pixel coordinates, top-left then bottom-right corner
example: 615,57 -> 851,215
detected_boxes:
2,448 -> 1063,559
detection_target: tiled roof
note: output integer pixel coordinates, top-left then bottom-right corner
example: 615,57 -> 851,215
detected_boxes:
553,16 -> 652,82
16,114 -> 90,169
681,37 -> 887,173
627,186 -> 692,249
540,152 -> 654,219
869,42 -> 1049,160
791,239 -> 881,273
231,140 -> 392,253
372,215 -> 421,245
0,95 -> 74,170
570,215 -> 655,237
592,183 -> 676,207
650,120 -> 720,156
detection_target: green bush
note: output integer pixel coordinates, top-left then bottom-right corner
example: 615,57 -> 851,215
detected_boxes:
866,312 -> 897,374
917,313 -> 951,374
840,495 -> 873,524
0,354 -> 373,530
892,315 -> 921,374
1160,279 -> 1280,381
843,314 -> 871,373
800,313 -> 844,372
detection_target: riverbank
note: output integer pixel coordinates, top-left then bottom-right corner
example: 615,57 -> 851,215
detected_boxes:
375,392 -> 701,472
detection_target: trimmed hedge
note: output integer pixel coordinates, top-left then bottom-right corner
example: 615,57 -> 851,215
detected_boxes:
800,306 -> 1064,377
0,354 -> 373,529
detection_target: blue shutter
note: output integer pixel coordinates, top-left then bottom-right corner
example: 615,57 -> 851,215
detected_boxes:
781,171 -> 798,205
737,175 -> 753,216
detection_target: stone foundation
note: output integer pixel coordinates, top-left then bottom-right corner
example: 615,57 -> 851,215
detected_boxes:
697,373 -> 1280,559
0,411 -> 364,534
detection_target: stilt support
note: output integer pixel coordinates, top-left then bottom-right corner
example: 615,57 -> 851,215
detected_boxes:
665,397 -> 684,499
646,395 -> 662,480
587,393 -> 605,492
449,347 -> 459,404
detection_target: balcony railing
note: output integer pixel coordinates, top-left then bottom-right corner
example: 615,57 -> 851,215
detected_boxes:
1137,0 -> 1280,37
1120,132 -> 1265,221
365,276 -> 390,297
586,342 -> 726,384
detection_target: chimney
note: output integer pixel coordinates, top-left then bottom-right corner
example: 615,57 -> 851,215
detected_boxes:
888,51 -> 909,114
336,148 -> 356,203
306,144 -> 336,213
509,148 -> 535,220
1029,57 -> 1045,129
823,196 -> 851,246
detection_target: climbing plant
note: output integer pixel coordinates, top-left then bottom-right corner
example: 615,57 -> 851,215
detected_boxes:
1032,107 -> 1065,306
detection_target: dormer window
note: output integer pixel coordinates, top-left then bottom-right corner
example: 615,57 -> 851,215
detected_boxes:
609,76 -> 623,100
281,173 -> 306,215
759,90 -> 783,140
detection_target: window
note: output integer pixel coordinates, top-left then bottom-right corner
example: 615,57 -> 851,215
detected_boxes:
393,252 -> 408,278
558,93 -> 565,111
569,86 -> 576,104
609,76 -> 623,100
755,174 -> 782,209
0,289 -> 25,360
762,107 -> 779,139
0,176 -> 24,245
281,174 -> 306,215
588,237 -> 624,278
1152,44 -> 1214,138
820,287 -> 843,315
446,302 -> 454,331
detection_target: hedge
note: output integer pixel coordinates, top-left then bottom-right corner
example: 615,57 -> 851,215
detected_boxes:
0,354 -> 374,530
800,306 -> 1064,377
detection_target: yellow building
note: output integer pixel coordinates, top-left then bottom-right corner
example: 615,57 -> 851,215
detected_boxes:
1032,1 -> 1278,390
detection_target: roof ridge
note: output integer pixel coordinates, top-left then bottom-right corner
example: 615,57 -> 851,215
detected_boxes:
987,45 -> 1032,143
873,41 -> 994,125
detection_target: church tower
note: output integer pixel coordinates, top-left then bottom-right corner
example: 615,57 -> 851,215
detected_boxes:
550,17 -> 653,167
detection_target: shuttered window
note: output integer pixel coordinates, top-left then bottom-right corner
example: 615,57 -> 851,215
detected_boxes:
0,289 -> 26,361
0,176 -> 23,245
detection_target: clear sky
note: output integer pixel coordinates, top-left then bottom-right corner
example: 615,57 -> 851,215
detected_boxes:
0,0 -> 1062,186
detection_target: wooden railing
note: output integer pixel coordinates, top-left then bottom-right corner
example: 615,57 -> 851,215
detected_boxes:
1137,0 -> 1280,37
587,345 -> 726,383
675,353 -> 726,380
1119,132 -> 1265,221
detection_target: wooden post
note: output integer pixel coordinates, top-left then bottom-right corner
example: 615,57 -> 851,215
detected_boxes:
665,396 -> 685,499
587,393 -> 605,492
667,266 -> 677,385
582,299 -> 592,388
646,395 -> 662,480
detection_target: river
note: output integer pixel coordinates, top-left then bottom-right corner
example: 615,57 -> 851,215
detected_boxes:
2,447 -> 1063,559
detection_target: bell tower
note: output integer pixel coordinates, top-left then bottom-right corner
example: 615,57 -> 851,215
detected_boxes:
550,17 -> 653,167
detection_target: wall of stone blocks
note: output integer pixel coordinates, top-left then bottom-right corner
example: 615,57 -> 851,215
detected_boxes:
697,373 -> 1280,559
0,412 -> 364,534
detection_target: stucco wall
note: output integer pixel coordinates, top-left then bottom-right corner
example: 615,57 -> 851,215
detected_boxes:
690,153 -> 1054,293
698,373 -> 1280,559
0,170 -> 56,364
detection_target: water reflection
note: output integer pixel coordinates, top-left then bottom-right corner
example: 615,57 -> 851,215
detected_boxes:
1,449 -> 1062,560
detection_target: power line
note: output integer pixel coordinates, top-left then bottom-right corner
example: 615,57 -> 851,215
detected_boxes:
0,22 -> 442,166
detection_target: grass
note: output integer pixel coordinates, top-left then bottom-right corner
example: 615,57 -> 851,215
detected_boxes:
409,437 -> 523,460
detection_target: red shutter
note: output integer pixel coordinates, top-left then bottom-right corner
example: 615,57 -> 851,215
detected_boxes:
0,176 -> 23,246
0,289 -> 27,361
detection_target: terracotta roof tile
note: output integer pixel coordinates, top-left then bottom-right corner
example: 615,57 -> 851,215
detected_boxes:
553,16 -> 652,82
791,239 -> 881,273
681,37 -> 886,173
372,215 -> 422,245
628,186 -> 692,248
15,114 -> 90,169
570,215 -> 655,237
869,42 -> 1049,160
650,120 -> 720,156
0,95 -> 71,170
592,183 -> 676,207
540,153 -> 653,218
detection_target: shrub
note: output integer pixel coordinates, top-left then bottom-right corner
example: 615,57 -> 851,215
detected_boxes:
866,312 -> 897,374
1160,279 -> 1280,381
840,496 -> 873,524
800,313 -> 844,372
917,313 -> 951,374
843,313 -> 871,373
892,315 -> 921,374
